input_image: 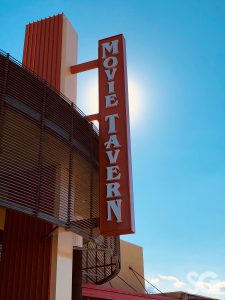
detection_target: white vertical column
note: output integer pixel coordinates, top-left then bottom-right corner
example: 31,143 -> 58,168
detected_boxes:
50,15 -> 81,300
53,230 -> 83,300
60,16 -> 78,104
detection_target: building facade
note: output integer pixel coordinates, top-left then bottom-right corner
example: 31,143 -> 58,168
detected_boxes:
0,14 -> 120,299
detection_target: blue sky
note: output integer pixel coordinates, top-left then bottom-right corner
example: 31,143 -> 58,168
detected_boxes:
1,0 -> 225,298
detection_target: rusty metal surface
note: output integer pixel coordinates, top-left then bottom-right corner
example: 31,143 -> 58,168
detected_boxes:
0,50 -> 120,284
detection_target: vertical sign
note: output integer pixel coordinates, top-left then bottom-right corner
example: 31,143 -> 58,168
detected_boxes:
98,34 -> 135,236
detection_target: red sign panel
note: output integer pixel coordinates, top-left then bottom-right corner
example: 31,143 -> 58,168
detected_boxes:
98,34 -> 135,236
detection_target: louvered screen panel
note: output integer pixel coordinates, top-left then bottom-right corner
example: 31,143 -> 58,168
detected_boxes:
0,49 -> 120,285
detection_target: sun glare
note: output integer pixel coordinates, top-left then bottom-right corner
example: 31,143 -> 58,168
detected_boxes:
80,75 -> 99,115
78,73 -> 143,128
127,77 -> 142,126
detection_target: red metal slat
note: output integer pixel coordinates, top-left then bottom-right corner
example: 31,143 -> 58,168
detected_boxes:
39,19 -> 46,80
29,23 -> 34,71
47,15 -> 54,87
42,17 -> 49,81
11,211 -> 23,300
22,14 -> 63,89
34,20 -> 42,74
31,21 -> 38,72
22,215 -> 35,300
24,24 -> 31,68
50,15 -> 57,88
0,210 -> 52,300
55,14 -> 63,91
22,25 -> 29,66
17,213 -> 29,300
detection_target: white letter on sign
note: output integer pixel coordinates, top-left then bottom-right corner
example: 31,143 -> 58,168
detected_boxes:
103,56 -> 118,68
107,199 -> 122,223
104,135 -> 120,149
106,149 -> 120,164
106,165 -> 121,181
105,114 -> 119,134
106,182 -> 121,198
105,94 -> 118,108
105,68 -> 117,81
107,81 -> 115,94
102,40 -> 119,58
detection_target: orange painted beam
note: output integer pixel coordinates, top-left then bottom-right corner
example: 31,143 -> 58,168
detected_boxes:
86,113 -> 99,122
70,59 -> 99,74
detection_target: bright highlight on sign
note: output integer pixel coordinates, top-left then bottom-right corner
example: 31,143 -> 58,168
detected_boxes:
99,34 -> 135,236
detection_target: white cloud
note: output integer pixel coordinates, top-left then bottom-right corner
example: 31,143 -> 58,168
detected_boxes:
145,272 -> 225,299
159,274 -> 186,288
145,277 -> 161,293
149,277 -> 160,285
194,279 -> 225,295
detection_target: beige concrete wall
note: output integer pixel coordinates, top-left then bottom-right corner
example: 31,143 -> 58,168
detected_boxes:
60,15 -> 78,104
105,240 -> 145,293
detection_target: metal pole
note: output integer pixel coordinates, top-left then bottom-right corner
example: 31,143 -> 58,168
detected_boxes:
36,82 -> 47,215
67,102 -> 74,227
